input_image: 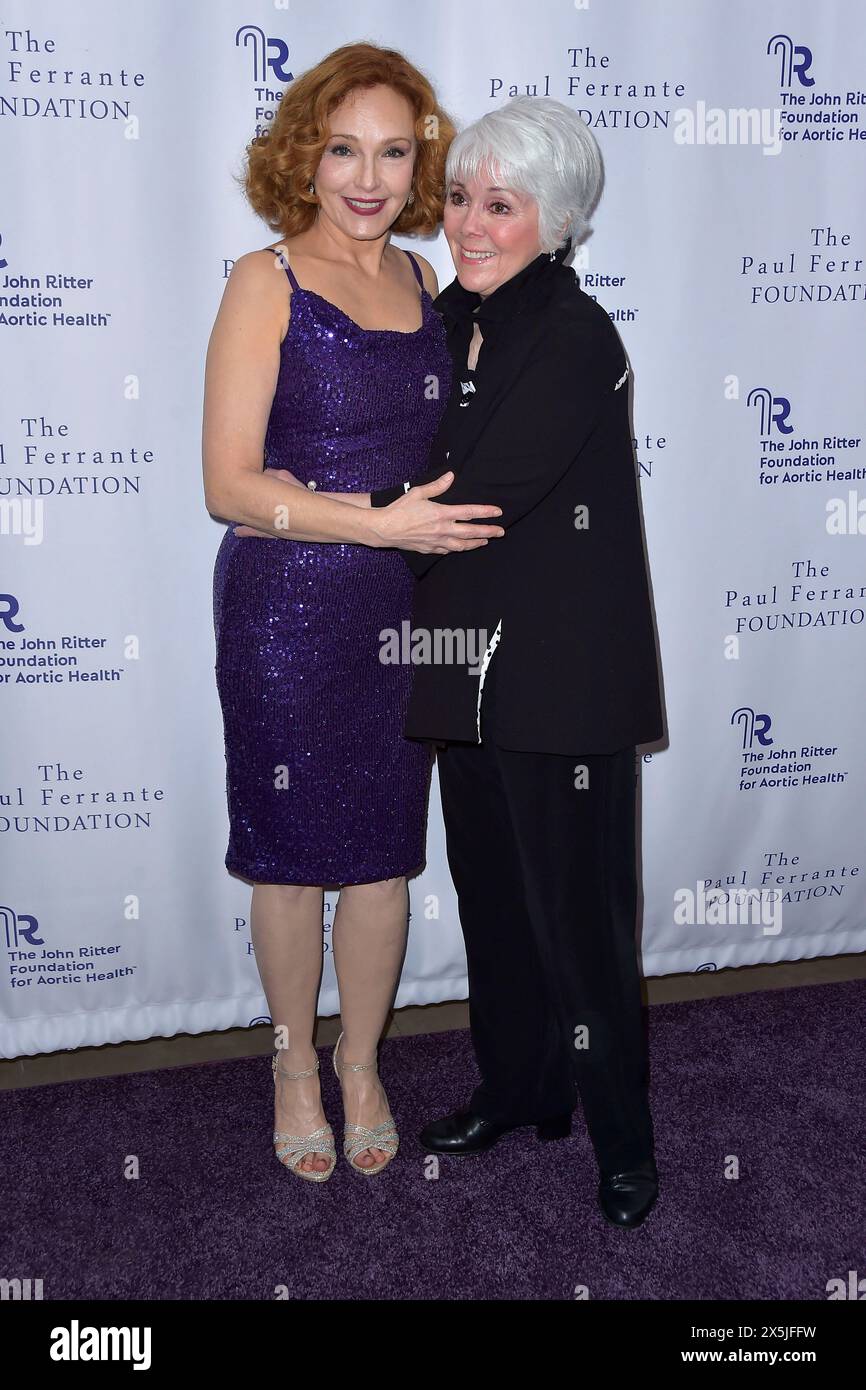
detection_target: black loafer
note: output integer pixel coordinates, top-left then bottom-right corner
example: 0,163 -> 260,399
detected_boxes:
418,1105 -> 572,1155
597,1158 -> 659,1228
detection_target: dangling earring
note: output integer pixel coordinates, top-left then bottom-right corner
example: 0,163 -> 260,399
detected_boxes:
549,250 -> 556,260
407,187 -> 415,205
308,181 -> 316,195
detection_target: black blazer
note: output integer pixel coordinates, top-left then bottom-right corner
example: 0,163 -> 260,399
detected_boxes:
371,238 -> 664,755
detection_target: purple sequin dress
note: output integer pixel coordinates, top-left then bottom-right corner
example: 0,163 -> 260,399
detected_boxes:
212,246 -> 452,885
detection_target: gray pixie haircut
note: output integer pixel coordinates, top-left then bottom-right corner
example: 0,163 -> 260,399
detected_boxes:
444,95 -> 604,252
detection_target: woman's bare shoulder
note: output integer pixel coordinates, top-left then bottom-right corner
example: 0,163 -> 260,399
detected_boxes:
223,245 -> 296,339
231,244 -> 292,278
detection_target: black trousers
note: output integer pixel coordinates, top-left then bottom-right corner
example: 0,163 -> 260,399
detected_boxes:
435,663 -> 655,1173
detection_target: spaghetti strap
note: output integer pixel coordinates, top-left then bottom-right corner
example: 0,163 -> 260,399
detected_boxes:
403,248 -> 424,290
263,245 -> 301,293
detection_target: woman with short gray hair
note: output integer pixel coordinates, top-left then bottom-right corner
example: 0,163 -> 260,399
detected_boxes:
440,93 -> 603,250
369,94 -> 665,1228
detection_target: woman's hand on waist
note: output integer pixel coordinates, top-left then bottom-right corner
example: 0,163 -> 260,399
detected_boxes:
372,472 -> 505,554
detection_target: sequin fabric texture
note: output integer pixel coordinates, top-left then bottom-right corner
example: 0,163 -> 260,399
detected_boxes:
212,248 -> 452,884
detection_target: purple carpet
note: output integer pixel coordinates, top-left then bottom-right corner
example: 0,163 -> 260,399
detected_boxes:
3,979 -> 864,1300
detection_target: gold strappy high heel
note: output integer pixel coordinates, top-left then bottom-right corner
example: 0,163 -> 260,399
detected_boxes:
271,1051 -> 336,1183
332,1032 -> 399,1175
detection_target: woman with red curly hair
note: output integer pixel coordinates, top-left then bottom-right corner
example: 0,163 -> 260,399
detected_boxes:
203,43 -> 504,1183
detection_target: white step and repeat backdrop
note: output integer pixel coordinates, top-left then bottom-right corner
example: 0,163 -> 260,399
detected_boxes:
2,1 -> 864,1056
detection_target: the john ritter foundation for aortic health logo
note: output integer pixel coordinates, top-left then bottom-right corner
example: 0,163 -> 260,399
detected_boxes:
0,594 -> 129,688
730,706 -> 848,795
745,379 -> 863,494
234,23 -> 294,138
2,904 -> 136,998
768,31 -> 866,146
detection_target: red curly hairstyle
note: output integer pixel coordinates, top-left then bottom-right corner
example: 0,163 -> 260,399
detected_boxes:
240,41 -> 457,238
